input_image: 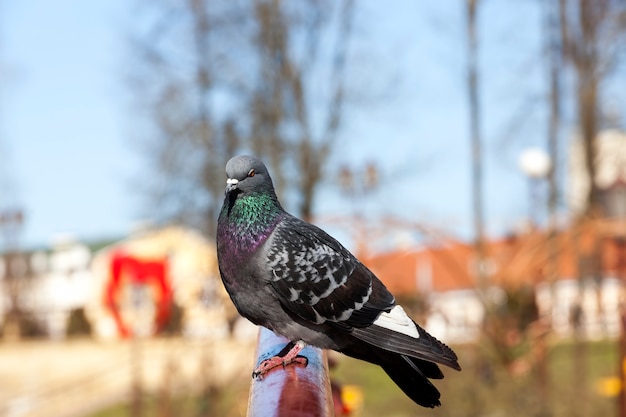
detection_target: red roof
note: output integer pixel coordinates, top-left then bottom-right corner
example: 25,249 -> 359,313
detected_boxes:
359,222 -> 626,296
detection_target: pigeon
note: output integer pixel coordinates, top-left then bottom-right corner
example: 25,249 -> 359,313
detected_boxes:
216,155 -> 460,408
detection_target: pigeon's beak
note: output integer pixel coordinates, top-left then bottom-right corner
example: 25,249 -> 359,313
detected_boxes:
226,178 -> 239,193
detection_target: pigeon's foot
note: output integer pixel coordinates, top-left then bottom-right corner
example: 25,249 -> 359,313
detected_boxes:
253,340 -> 308,378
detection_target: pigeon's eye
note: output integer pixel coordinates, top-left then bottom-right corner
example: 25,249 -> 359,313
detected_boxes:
248,169 -> 255,177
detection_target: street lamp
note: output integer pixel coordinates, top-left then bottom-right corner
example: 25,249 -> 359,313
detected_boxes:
519,148 -> 551,227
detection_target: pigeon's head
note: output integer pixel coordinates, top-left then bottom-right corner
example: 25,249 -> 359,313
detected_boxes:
224,155 -> 274,195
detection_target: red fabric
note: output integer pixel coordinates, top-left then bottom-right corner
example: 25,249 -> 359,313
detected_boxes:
103,250 -> 172,338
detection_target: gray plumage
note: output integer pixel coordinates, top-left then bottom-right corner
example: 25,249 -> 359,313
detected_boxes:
216,155 -> 460,408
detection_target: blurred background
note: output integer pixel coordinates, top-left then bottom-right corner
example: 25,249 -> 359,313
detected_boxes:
1,0 -> 626,416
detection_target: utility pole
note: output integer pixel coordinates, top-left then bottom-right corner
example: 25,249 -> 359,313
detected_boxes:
466,0 -> 486,290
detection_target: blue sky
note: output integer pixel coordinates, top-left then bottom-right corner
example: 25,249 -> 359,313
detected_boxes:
2,0 -> 140,247
1,0 -> 553,249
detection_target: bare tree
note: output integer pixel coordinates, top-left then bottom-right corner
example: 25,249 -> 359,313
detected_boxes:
128,0 -> 355,235
128,0 -> 242,235
558,2 -> 626,411
559,0 -> 626,216
249,0 -> 354,221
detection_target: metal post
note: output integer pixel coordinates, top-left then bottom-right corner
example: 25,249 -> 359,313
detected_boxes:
247,327 -> 333,417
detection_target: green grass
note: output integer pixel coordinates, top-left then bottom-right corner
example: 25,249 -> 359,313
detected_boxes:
87,340 -> 620,417
330,340 -> 619,417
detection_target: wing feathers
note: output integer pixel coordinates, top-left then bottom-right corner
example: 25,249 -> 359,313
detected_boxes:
267,217 -> 394,327
352,321 -> 461,371
372,305 -> 420,338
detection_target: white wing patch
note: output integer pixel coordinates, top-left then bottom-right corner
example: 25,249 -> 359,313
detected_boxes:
372,305 -> 419,338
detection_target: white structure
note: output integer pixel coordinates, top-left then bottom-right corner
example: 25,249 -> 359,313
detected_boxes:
0,237 -> 93,339
32,239 -> 92,338
536,277 -> 622,340
425,289 -> 486,344
569,129 -> 626,214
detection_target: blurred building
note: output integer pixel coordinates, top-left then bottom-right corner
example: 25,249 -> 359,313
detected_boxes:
0,236 -> 92,339
361,229 -> 625,343
360,242 -> 484,343
85,225 -> 236,340
0,226 -> 240,341
360,130 -> 626,344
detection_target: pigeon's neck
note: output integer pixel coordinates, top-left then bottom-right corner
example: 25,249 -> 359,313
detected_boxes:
219,191 -> 284,254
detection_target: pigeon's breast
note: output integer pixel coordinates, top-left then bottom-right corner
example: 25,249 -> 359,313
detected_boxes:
217,217 -> 282,285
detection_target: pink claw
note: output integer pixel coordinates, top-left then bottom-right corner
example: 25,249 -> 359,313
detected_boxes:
252,340 -> 308,378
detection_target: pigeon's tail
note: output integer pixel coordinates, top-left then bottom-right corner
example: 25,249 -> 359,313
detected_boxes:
376,350 -> 443,408
340,342 -> 446,408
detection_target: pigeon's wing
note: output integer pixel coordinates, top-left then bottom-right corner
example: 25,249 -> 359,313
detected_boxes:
350,318 -> 461,370
265,216 -> 395,328
265,216 -> 461,372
